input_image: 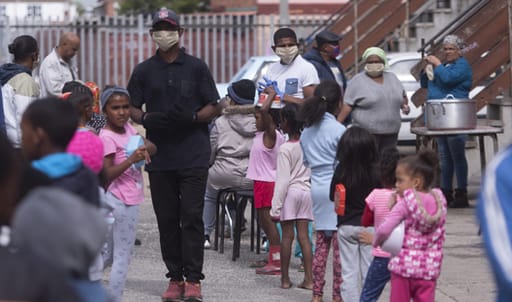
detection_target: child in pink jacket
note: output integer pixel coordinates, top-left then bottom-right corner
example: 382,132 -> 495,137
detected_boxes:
373,149 -> 447,302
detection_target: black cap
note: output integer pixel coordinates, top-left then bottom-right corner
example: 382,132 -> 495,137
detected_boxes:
315,30 -> 342,46
228,79 -> 256,105
152,8 -> 180,28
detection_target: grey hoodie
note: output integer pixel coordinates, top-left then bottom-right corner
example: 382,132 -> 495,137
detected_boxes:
11,187 -> 107,278
208,104 -> 257,190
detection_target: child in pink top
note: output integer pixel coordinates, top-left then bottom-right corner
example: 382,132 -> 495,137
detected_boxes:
99,86 -> 156,302
373,149 -> 447,302
359,147 -> 400,302
246,88 -> 285,275
270,103 -> 313,290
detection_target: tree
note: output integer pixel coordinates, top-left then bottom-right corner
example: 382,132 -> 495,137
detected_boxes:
119,0 -> 210,15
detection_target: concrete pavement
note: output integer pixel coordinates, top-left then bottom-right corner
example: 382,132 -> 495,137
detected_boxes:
116,174 -> 496,302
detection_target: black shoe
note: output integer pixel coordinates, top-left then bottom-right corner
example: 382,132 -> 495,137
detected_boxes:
442,189 -> 454,205
450,189 -> 469,208
134,238 -> 142,246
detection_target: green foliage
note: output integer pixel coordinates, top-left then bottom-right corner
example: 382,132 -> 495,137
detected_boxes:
119,0 -> 210,15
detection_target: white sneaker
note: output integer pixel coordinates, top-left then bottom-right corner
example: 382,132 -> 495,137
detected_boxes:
204,235 -> 211,249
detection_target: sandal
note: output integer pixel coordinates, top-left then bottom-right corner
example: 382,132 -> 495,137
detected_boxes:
249,259 -> 268,268
297,281 -> 313,290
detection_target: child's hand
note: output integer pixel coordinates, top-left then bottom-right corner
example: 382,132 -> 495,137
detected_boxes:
269,207 -> 280,222
358,230 -> 373,245
129,145 -> 149,165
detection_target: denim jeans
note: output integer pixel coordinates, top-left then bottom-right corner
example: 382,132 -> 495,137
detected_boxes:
359,256 -> 390,302
436,134 -> 468,190
148,168 -> 208,283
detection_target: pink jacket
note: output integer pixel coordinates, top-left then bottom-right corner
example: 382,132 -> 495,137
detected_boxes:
374,188 -> 447,280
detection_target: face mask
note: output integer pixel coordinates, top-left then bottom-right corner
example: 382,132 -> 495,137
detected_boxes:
365,62 -> 385,77
328,45 -> 341,60
152,30 -> 180,52
274,45 -> 299,65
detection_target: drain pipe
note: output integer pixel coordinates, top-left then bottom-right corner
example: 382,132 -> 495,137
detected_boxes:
354,0 -> 359,73
508,0 -> 512,96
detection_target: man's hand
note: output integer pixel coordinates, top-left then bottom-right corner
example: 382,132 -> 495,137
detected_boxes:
167,104 -> 196,125
142,112 -> 171,129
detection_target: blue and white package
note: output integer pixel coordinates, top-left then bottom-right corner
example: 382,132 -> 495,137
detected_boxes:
125,135 -> 145,169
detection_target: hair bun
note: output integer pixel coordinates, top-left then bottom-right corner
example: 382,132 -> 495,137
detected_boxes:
418,149 -> 439,168
8,43 -> 15,54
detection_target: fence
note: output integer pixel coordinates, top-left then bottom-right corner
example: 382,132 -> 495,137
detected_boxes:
0,13 -> 329,89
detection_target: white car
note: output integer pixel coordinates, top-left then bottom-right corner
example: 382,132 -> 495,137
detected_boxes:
216,53 -> 484,144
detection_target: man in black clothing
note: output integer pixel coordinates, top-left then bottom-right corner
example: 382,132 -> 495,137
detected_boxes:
128,8 -> 220,302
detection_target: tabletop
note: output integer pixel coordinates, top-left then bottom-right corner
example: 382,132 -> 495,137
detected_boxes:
411,125 -> 504,136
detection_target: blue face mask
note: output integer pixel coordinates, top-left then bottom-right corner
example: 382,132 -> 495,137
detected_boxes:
330,45 -> 341,59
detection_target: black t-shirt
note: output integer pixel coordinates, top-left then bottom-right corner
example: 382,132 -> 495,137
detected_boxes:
127,48 -> 220,170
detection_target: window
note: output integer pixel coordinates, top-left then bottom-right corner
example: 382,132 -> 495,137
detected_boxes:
27,5 -> 42,18
0,6 -> 6,17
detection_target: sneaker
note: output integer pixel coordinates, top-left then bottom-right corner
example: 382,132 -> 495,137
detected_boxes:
161,280 -> 184,302
184,282 -> 203,302
204,235 -> 211,249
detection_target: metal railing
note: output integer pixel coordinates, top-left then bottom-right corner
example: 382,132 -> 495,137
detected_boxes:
0,13 -> 329,88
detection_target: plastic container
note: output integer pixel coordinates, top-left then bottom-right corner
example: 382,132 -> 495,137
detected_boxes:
334,184 -> 346,216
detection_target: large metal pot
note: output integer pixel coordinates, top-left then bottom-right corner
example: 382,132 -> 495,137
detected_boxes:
426,95 -> 477,130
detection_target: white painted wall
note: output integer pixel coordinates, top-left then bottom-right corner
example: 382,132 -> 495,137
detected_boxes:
1,2 -> 77,20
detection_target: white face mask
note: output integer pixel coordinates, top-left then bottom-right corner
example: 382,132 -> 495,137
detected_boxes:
364,62 -> 385,77
152,31 -> 180,52
274,45 -> 299,65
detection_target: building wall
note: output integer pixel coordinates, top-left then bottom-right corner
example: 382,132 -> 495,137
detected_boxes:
211,0 -> 257,12
0,2 -> 77,20
211,0 -> 347,14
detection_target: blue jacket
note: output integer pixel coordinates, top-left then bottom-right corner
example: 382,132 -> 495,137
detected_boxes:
420,56 -> 472,99
303,48 -> 347,91
477,145 -> 512,302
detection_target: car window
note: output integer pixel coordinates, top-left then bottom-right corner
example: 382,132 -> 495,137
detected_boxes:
231,59 -> 256,82
254,61 -> 274,84
388,59 -> 419,76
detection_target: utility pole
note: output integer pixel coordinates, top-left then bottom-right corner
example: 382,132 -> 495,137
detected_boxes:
279,0 -> 289,27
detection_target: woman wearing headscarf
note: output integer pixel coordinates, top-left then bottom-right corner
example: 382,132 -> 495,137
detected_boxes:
421,35 -> 472,208
338,47 -> 410,151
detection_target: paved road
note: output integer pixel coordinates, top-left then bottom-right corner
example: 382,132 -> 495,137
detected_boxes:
115,174 -> 496,302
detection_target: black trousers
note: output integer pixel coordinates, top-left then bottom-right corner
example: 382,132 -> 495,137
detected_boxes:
148,168 -> 208,282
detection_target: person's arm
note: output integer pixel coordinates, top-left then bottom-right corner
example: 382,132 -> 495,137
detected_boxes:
259,88 -> 277,149
270,148 -> 291,219
401,93 -> 410,115
39,61 -> 65,97
373,200 -> 408,247
329,163 -> 342,201
143,137 -> 157,156
195,103 -> 220,123
209,121 -> 219,166
128,71 -> 145,124
434,63 -> 470,86
12,80 -> 39,145
337,103 -> 352,123
101,135 -> 149,187
102,148 -> 147,187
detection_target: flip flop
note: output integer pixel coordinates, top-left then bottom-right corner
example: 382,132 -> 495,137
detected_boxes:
297,281 -> 313,290
249,259 -> 268,268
